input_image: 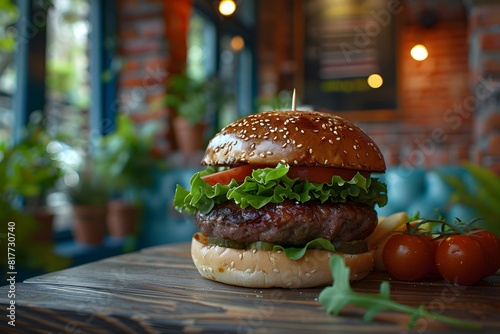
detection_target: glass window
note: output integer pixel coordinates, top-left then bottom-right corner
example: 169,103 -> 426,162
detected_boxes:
187,11 -> 216,81
0,0 -> 18,145
219,34 -> 252,121
45,0 -> 90,156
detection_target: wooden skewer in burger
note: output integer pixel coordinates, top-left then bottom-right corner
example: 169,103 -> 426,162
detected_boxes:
174,94 -> 387,288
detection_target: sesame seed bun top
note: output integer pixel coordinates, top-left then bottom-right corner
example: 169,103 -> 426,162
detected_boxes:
201,110 -> 386,173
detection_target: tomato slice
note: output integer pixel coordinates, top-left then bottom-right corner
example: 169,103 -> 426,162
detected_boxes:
200,165 -> 255,186
200,165 -> 369,186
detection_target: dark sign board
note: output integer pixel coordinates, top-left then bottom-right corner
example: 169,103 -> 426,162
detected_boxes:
304,0 -> 399,112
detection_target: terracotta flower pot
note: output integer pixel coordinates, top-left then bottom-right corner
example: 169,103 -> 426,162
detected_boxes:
107,200 -> 139,238
72,205 -> 107,245
32,208 -> 55,243
173,117 -> 207,153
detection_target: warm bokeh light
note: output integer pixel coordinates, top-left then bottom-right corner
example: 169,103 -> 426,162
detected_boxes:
219,0 -> 236,16
367,74 -> 383,89
410,44 -> 428,61
230,35 -> 245,52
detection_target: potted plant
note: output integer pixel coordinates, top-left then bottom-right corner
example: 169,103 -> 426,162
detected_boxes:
162,73 -> 230,152
93,114 -> 165,239
0,113 -> 65,240
0,113 -> 70,276
67,170 -> 110,245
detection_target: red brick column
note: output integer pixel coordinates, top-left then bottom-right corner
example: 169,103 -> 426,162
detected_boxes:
468,2 -> 500,173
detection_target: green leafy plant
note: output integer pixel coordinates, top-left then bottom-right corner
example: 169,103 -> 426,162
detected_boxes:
66,172 -> 110,206
445,162 -> 500,237
0,113 -> 69,275
161,73 -> 230,125
92,114 -> 165,198
0,0 -> 18,52
319,255 -> 481,330
256,90 -> 294,111
0,115 -> 64,202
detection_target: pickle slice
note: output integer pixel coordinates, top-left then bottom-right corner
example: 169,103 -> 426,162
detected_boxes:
247,241 -> 275,251
207,236 -> 246,249
331,240 -> 368,254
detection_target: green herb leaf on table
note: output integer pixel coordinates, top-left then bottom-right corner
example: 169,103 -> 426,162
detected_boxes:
319,254 -> 481,331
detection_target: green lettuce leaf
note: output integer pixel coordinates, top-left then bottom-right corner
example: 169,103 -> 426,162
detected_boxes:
273,238 -> 337,260
174,164 -> 387,215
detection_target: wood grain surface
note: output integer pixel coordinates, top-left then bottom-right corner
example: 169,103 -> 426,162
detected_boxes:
1,242 -> 499,333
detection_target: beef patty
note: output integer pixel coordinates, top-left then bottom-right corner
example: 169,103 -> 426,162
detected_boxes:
194,200 -> 378,246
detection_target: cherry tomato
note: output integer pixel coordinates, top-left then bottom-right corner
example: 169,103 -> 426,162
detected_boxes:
201,165 -> 256,186
435,235 -> 487,285
383,233 -> 434,281
469,229 -> 500,277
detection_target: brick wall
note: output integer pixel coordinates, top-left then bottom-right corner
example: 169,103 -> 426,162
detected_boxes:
359,4 -> 472,168
257,1 -> 475,170
468,3 -> 500,174
117,0 -> 168,115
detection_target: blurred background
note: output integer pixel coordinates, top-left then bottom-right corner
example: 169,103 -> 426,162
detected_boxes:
1,0 -> 499,279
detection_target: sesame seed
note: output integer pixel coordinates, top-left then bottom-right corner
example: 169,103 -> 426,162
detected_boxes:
259,153 -> 265,158
329,139 -> 334,144
336,137 -> 341,141
309,148 -> 313,154
297,144 -> 303,148
273,268 -> 280,273
324,159 -> 328,164
239,254 -> 243,260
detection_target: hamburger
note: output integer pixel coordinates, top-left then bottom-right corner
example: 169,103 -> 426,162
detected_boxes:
174,110 -> 387,288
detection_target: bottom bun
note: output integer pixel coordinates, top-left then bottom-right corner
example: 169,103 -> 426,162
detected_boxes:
191,232 -> 375,288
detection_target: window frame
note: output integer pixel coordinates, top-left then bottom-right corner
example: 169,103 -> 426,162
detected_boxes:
12,0 -> 117,143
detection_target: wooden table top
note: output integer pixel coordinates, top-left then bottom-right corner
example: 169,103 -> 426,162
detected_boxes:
1,242 -> 499,333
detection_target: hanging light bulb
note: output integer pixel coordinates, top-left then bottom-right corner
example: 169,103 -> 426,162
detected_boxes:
219,0 -> 236,16
410,44 -> 428,61
367,74 -> 383,89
